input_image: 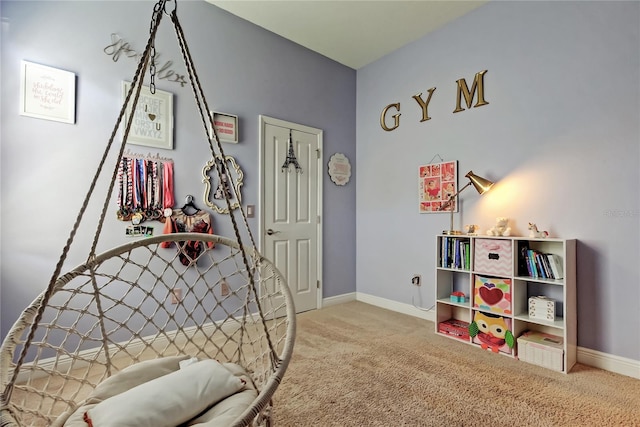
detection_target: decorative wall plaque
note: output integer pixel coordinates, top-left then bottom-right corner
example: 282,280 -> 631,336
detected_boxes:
328,153 -> 351,186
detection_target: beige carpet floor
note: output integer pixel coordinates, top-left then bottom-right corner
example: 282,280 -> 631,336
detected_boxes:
272,301 -> 640,427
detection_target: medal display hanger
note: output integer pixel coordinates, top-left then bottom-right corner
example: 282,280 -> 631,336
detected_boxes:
116,154 -> 175,224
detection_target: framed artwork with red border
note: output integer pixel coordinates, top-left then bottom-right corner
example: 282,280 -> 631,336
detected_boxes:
418,160 -> 458,213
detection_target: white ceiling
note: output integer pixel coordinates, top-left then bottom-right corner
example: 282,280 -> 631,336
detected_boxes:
206,1 -> 487,69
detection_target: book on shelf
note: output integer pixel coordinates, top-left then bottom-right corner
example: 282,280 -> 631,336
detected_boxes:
546,253 -> 564,279
542,254 -> 554,278
440,237 -> 470,269
519,245 -> 563,280
535,253 -> 549,279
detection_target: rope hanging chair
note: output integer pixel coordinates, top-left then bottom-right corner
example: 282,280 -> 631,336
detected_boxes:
0,1 -> 295,426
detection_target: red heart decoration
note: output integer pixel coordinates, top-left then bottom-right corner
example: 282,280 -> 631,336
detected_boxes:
479,286 -> 503,306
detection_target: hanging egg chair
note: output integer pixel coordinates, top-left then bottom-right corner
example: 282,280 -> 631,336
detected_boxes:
0,1 -> 295,426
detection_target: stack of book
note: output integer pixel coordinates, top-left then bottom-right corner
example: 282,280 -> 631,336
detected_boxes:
521,248 -> 563,279
440,237 -> 470,269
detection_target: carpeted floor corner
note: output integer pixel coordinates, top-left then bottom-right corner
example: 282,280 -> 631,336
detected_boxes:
272,301 -> 640,426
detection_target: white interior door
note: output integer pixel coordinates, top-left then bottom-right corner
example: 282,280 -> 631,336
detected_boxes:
260,116 -> 322,313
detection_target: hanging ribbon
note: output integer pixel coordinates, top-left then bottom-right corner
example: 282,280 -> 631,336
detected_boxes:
163,161 -> 174,210
115,156 -> 174,222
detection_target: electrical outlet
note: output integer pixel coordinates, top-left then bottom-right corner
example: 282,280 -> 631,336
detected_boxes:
411,274 -> 421,286
171,288 -> 182,304
220,280 -> 230,296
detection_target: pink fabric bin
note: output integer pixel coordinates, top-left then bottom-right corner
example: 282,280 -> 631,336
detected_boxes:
474,239 -> 512,276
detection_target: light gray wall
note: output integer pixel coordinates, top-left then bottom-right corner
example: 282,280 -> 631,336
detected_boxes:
356,1 -> 639,360
3,0 -> 638,364
0,1 -> 357,340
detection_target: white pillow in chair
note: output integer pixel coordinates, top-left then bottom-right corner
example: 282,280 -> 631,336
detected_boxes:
84,359 -> 244,427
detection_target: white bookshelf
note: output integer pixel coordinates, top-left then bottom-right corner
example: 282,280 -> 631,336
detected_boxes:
435,235 -> 576,373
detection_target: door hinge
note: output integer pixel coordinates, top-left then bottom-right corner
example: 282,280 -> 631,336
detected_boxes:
316,148 -> 321,159
317,280 -> 320,289
317,215 -> 321,224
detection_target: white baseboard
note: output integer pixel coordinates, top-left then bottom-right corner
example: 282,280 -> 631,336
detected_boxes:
577,346 -> 640,379
322,291 -> 435,321
356,292 -> 435,321
324,292 -> 639,380
322,292 -> 357,307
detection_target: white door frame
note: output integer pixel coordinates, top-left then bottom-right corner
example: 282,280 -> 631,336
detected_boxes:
258,115 -> 323,310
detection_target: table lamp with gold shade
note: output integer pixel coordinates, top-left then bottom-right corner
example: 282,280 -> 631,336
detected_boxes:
439,171 -> 494,235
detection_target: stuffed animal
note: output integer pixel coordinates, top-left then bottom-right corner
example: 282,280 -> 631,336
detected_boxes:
486,217 -> 511,236
528,223 -> 549,238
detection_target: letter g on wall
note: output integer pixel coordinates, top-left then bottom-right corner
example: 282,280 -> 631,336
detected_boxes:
380,103 -> 401,131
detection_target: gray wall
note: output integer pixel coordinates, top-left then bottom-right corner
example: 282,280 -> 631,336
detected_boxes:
0,1 -> 356,339
2,0 -> 639,364
356,1 -> 639,360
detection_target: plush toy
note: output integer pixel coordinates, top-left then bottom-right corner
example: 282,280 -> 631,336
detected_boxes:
486,217 -> 511,236
528,223 -> 549,238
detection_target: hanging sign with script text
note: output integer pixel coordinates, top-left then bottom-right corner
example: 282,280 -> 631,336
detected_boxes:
328,153 -> 351,186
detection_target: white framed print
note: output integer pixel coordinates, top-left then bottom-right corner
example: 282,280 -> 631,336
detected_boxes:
209,111 -> 238,143
122,82 -> 174,150
20,61 -> 76,124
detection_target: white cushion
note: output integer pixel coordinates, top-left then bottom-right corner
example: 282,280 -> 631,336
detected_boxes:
186,363 -> 258,427
186,387 -> 258,427
84,359 -> 244,427
89,355 -> 189,403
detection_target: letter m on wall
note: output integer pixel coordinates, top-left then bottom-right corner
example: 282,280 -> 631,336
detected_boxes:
453,70 -> 489,113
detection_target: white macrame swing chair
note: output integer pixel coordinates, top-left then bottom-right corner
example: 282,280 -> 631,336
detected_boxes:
0,1 -> 295,426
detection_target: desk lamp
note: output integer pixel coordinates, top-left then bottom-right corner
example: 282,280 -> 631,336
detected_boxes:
440,171 -> 494,235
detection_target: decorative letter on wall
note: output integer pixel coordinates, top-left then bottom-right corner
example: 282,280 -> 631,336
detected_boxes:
379,69 -> 490,131
412,88 -> 436,122
380,103 -> 401,131
453,70 -> 489,113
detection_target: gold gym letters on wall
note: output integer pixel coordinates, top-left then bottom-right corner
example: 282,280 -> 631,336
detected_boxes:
380,70 -> 489,132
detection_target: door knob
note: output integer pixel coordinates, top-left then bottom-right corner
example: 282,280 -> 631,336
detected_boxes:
266,228 -> 280,235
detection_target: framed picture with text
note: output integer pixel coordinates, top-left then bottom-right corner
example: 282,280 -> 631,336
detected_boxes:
20,61 -> 76,124
210,111 -> 239,143
122,82 -> 173,150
